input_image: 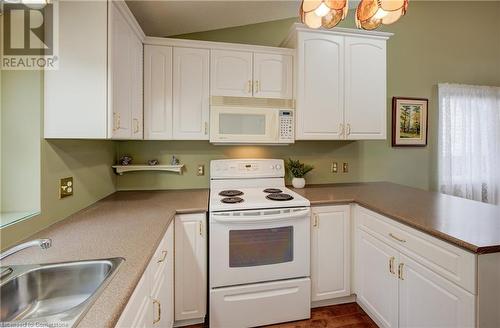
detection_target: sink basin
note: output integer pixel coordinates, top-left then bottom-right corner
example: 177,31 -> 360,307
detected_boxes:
0,257 -> 124,327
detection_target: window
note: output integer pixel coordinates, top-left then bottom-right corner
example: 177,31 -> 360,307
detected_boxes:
438,83 -> 500,204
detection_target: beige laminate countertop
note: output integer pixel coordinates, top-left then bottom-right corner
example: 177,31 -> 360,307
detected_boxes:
291,182 -> 500,254
2,189 -> 209,328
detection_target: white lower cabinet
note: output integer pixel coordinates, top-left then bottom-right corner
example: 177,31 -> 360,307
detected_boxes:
174,213 -> 207,325
354,206 -> 476,328
116,222 -> 174,328
311,205 -> 350,302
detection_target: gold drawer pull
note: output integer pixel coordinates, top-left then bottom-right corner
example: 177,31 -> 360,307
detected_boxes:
157,250 -> 167,263
389,233 -> 406,243
389,256 -> 395,274
247,80 -> 252,93
153,299 -> 161,324
312,214 -> 319,228
398,263 -> 405,280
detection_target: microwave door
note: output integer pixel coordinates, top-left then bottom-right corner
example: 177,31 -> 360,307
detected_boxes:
210,107 -> 278,143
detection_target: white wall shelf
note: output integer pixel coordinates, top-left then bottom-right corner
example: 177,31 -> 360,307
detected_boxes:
112,164 -> 184,175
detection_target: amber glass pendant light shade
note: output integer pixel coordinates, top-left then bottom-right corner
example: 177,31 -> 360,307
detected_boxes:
356,0 -> 409,30
300,0 -> 348,29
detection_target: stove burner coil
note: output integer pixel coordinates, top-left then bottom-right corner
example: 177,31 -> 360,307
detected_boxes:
266,193 -> 294,201
218,190 -> 244,197
221,197 -> 244,204
263,188 -> 283,194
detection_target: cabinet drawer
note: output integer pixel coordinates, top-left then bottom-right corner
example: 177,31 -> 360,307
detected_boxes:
355,206 -> 476,293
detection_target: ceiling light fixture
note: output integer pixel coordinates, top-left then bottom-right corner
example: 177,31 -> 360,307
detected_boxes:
300,0 -> 408,30
356,0 -> 409,30
300,0 -> 349,29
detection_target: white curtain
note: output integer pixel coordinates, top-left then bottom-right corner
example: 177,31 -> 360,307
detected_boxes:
438,83 -> 500,205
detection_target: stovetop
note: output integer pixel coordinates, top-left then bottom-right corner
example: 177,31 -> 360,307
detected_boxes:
210,186 -> 310,212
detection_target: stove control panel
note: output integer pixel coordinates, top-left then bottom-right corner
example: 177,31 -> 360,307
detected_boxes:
211,159 -> 285,179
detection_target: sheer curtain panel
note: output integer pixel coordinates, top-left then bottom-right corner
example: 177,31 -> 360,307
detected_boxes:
438,83 -> 500,205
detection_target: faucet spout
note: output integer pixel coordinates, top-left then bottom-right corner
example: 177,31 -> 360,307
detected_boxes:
0,238 -> 52,262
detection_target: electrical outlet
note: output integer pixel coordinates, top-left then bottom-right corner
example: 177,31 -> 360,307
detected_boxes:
343,162 -> 349,173
331,162 -> 338,173
197,165 -> 205,176
60,177 -> 73,198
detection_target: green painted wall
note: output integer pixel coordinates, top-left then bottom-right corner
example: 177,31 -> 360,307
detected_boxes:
0,71 -> 116,249
118,1 -> 500,191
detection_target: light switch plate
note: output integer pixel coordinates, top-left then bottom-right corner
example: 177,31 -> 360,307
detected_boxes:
343,162 -> 349,173
197,165 -> 205,176
60,177 -> 73,198
331,162 -> 338,173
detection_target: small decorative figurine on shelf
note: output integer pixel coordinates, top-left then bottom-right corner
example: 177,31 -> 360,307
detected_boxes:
118,155 -> 133,166
148,159 -> 159,166
171,155 -> 180,165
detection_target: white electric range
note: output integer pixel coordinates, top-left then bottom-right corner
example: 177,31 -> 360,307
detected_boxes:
209,159 -> 311,328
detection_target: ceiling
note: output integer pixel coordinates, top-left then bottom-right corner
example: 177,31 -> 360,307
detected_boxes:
125,0 -> 303,37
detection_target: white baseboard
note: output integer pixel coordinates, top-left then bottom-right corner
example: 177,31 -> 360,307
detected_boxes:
311,295 -> 356,308
174,317 -> 205,327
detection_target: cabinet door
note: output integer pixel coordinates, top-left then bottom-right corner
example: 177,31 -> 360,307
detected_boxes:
115,266 -> 153,328
175,214 -> 207,322
344,37 -> 386,140
144,45 -> 173,140
172,47 -> 210,140
211,50 -> 253,97
356,229 -> 398,328
311,205 -> 350,302
398,254 -> 475,328
296,32 -> 344,140
44,1 -> 107,138
109,1 -> 142,139
253,53 -> 293,99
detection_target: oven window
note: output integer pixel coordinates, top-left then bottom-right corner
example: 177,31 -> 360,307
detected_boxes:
229,227 -> 293,267
219,113 -> 266,135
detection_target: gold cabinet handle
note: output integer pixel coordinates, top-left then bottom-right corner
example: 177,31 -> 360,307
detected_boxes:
398,263 -> 405,280
389,256 -> 395,274
113,113 -> 117,131
312,214 -> 319,228
204,122 -> 208,135
339,123 -> 344,137
157,250 -> 167,263
389,233 -> 406,243
247,80 -> 252,94
133,118 -> 139,134
346,123 -> 351,136
117,113 -> 121,130
255,80 -> 260,93
153,299 -> 161,324
199,221 -> 203,236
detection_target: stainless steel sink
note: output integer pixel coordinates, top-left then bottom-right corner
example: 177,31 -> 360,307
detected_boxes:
0,257 -> 124,327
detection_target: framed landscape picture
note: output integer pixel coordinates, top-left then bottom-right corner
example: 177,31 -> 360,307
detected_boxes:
392,97 -> 428,147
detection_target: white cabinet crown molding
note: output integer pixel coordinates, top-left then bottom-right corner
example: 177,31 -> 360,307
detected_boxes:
144,36 -> 294,56
112,0 -> 146,41
281,23 -> 393,48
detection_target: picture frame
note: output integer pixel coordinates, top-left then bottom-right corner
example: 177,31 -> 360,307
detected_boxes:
392,97 -> 428,147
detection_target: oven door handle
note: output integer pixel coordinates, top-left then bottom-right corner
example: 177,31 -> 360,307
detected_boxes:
212,208 -> 310,223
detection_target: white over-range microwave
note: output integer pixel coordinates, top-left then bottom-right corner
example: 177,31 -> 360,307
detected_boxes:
209,97 -> 295,144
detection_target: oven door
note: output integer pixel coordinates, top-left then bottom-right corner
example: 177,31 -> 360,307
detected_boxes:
209,207 -> 310,288
210,106 -> 279,143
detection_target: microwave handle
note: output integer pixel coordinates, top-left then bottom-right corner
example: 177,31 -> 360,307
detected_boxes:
212,208 -> 310,223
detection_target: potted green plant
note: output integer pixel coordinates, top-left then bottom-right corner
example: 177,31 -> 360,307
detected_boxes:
285,158 -> 314,188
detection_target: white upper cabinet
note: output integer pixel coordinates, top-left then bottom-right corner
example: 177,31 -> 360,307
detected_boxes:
253,53 -> 293,99
44,1 -> 108,139
284,25 -> 391,140
296,32 -> 344,139
211,50 -> 253,97
144,45 -> 173,140
344,37 -> 386,140
109,0 -> 143,140
173,47 -> 210,140
44,0 -> 144,139
311,205 -> 350,302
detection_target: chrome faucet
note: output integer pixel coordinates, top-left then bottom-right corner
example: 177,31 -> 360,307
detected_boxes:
0,239 -> 52,279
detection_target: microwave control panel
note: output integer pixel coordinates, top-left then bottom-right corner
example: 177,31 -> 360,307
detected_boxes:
279,110 -> 294,142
